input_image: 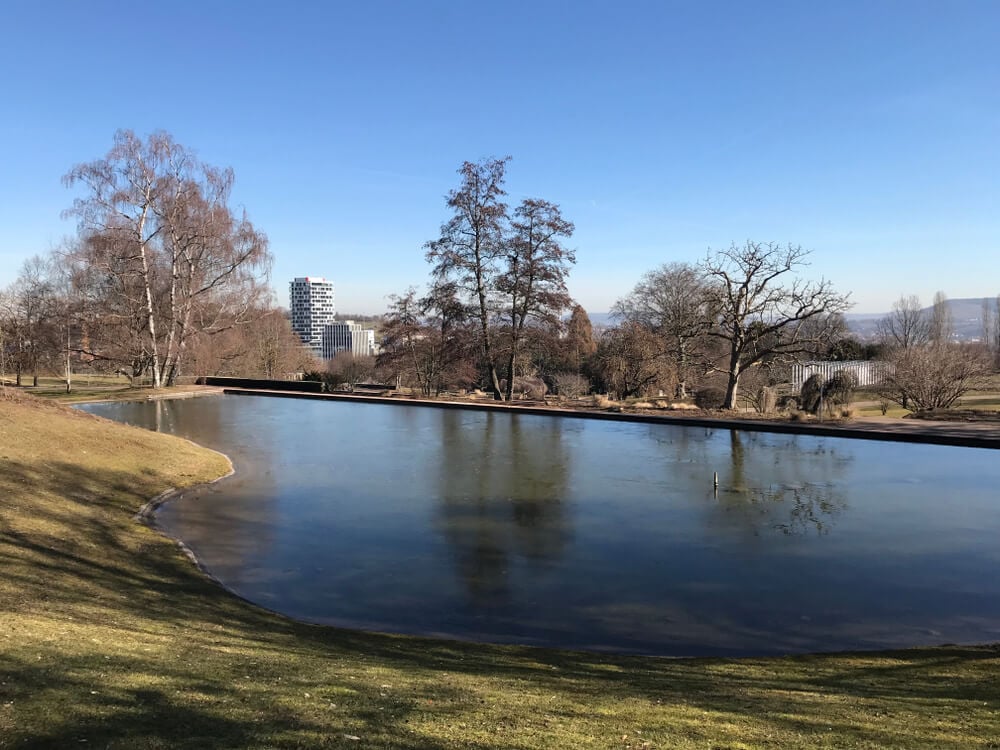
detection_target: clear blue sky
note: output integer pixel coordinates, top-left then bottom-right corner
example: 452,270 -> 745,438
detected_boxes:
1,0 -> 997,314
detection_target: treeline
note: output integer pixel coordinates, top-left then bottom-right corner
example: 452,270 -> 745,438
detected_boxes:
377,158 -> 578,402
873,292 -> 999,411
375,158 -> 997,413
0,130 -> 312,388
8,138 -> 994,411
376,158 -> 853,409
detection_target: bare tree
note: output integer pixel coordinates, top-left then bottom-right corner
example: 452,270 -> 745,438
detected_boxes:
929,290 -> 953,344
3,256 -> 61,386
593,322 -> 670,399
377,285 -> 474,396
613,262 -> 713,399
553,372 -> 590,399
63,130 -> 270,388
421,281 -> 476,394
326,352 -> 375,391
377,289 -> 425,393
186,306 -> 313,379
426,157 -> 510,399
497,198 -> 575,401
66,232 -> 157,383
884,343 -> 989,411
702,241 -> 851,409
64,131 -> 171,386
156,158 -> 270,384
876,295 -> 930,350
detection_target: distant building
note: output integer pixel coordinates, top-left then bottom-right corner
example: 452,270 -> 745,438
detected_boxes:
322,320 -> 376,359
289,277 -> 336,357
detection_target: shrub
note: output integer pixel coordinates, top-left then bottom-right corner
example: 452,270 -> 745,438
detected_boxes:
757,386 -> 777,414
800,373 -> 824,414
823,370 -> 858,407
777,393 -> 800,411
695,387 -> 726,410
512,376 -> 548,400
553,372 -> 590,399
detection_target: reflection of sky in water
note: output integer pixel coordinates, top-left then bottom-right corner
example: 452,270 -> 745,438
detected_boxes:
80,396 -> 1000,656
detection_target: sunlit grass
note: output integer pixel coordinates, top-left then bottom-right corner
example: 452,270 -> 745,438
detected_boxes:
1,389 -> 999,748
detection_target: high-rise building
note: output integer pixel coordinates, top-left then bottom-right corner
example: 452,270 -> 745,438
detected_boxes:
322,320 -> 376,359
289,277 -> 335,356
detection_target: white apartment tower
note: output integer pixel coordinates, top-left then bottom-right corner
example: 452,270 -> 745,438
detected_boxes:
289,277 -> 335,356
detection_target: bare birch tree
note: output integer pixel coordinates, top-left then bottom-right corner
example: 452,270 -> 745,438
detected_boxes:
63,130 -> 270,387
156,159 -> 269,384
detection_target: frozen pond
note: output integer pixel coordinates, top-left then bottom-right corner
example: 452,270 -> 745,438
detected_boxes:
81,395 -> 1000,656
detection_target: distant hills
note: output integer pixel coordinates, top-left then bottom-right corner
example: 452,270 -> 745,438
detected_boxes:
589,298 -> 998,342
587,312 -> 615,328
845,298 -> 997,341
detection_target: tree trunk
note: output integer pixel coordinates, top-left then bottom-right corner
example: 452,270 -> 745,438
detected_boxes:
487,361 -> 503,400
723,352 -> 742,409
136,206 -> 162,389
675,350 -> 687,399
505,350 -> 516,401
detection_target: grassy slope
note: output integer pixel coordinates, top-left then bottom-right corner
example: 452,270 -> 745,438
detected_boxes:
1,392 -> 998,749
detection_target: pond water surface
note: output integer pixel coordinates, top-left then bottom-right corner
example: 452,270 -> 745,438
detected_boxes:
81,395 -> 1000,656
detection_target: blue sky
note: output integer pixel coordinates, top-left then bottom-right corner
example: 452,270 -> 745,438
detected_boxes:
1,1 -> 997,314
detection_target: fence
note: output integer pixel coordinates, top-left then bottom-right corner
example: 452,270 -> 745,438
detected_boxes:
790,360 -> 890,390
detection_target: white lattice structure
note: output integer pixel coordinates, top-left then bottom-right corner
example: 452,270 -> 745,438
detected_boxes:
791,360 -> 890,389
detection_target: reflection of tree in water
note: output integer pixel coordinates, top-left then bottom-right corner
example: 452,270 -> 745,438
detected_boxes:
748,482 -> 843,535
714,430 -> 850,536
435,410 -> 571,606
647,423 -> 718,465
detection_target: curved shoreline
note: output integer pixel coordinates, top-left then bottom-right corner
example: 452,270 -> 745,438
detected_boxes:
132,441 -> 246,601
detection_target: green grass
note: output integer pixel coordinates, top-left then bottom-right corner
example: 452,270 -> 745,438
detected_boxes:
2,390 -> 1000,748
1,376 -> 215,405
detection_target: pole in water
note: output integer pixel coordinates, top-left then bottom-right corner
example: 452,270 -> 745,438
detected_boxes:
713,471 -> 718,488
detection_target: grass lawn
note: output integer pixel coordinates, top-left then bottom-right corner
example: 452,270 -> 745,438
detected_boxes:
1,377 -> 214,405
1,390 -> 999,748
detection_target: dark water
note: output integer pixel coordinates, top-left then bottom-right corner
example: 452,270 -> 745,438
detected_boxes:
80,395 -> 1000,656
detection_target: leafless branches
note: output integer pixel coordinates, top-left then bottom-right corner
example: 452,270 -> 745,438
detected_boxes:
62,130 -> 271,386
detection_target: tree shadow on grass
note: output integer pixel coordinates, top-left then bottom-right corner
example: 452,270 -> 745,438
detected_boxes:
1,653 -> 483,749
3,457 -> 1000,748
